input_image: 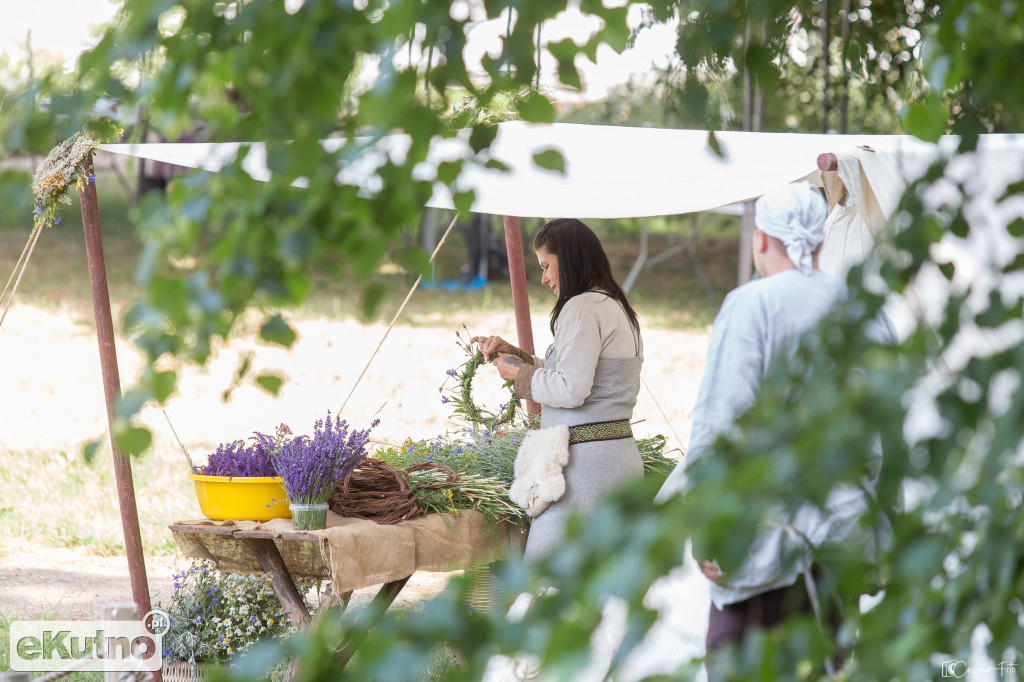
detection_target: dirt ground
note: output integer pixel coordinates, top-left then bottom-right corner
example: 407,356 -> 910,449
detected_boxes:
0,537 -> 458,620
0,302 -> 710,621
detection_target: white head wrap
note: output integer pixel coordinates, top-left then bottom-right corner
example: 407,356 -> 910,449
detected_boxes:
754,181 -> 828,275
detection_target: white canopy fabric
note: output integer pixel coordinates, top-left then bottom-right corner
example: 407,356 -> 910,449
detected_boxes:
101,122 -> 949,219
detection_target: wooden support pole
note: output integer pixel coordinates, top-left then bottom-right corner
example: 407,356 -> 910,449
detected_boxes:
818,153 -> 839,171
78,154 -> 154,628
739,202 -> 755,285
502,215 -> 540,416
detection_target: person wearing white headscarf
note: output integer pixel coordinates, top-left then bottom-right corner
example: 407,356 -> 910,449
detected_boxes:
754,180 -> 829,275
655,182 -> 895,672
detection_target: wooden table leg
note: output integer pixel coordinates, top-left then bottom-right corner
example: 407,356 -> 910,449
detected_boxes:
319,584 -> 353,615
334,576 -> 411,669
246,538 -> 312,628
243,538 -> 408,674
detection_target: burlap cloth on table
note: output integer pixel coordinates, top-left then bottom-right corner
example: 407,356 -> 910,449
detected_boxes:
178,510 -> 521,596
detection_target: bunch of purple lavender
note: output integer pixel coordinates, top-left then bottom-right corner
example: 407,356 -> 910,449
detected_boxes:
274,412 -> 380,504
195,428 -> 288,478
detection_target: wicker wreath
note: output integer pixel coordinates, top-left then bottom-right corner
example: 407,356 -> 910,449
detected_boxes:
405,461 -> 458,488
329,458 -> 418,525
329,458 -> 460,525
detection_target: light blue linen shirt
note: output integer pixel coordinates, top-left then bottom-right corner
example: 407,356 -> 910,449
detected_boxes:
656,269 -> 895,608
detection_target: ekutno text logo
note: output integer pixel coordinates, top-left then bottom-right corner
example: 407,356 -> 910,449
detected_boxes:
9,610 -> 170,672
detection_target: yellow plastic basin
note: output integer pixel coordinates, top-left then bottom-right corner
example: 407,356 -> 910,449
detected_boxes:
188,473 -> 291,522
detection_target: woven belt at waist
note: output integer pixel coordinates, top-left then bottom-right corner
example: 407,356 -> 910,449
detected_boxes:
568,419 -> 633,445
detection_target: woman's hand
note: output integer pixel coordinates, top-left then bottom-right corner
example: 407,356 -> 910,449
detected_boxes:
470,335 -> 510,362
700,560 -> 726,586
493,353 -> 524,381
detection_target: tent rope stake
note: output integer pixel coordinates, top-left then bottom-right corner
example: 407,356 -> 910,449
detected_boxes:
339,214 -> 460,415
641,375 -> 686,460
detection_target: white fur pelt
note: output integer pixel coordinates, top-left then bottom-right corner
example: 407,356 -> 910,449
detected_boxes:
509,424 -> 570,518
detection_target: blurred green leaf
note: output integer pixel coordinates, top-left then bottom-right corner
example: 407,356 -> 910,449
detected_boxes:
222,351 -> 255,402
904,94 -> 948,143
469,124 -> 498,153
548,39 -> 582,90
260,314 -> 297,348
255,373 -> 284,396
116,425 -> 153,457
950,212 -> 969,238
397,247 -> 432,279
0,170 -> 33,224
151,370 -> 177,403
532,149 -> 565,172
453,190 -> 476,215
360,282 -> 388,322
707,131 -> 723,158
116,387 -> 153,420
517,91 -> 556,123
81,439 -> 102,464
148,275 -> 188,318
595,6 -> 630,52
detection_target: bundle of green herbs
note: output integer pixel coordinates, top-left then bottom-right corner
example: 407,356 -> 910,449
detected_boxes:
636,433 -> 680,482
379,426 -> 529,530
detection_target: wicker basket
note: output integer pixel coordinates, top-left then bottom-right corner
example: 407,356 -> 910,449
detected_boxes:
161,661 -> 222,682
464,565 -> 503,613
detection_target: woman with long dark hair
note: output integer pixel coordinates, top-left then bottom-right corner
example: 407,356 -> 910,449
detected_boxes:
473,218 -> 643,559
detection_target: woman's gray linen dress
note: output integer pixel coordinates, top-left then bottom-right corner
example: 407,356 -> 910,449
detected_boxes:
517,291 -> 644,559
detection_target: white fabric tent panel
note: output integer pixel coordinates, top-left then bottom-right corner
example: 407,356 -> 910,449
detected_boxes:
100,123 -> 950,220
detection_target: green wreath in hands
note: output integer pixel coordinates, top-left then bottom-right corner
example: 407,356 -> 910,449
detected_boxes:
443,329 -> 521,431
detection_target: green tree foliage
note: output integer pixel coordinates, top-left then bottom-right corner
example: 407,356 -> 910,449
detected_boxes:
558,1 -> 934,134
3,1 -> 1024,678
639,0 -> 936,132
652,0 -> 1024,134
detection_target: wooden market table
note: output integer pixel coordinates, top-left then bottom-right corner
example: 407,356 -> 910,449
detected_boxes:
170,511 -> 524,667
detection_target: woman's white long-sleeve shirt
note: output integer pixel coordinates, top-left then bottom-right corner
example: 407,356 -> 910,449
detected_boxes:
527,291 -> 642,408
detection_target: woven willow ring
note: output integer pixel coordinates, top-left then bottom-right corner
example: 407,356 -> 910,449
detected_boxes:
453,348 -> 520,431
